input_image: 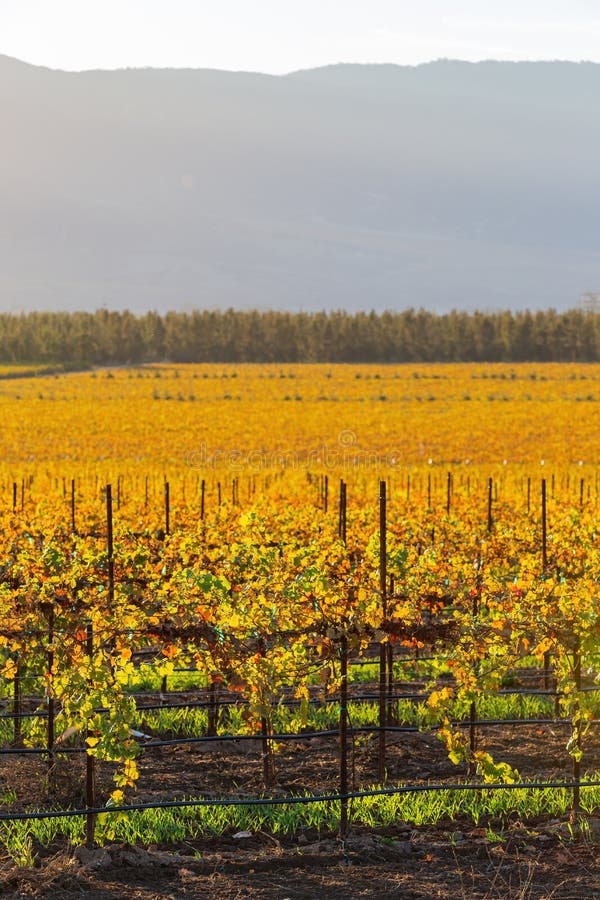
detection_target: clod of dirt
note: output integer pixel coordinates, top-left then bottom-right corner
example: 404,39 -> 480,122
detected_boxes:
110,846 -> 176,868
336,834 -> 416,863
73,846 -> 112,870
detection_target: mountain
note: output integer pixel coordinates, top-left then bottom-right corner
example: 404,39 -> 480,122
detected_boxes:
1,55 -> 599,313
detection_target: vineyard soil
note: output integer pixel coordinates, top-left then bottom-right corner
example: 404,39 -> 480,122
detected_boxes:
2,723 -> 600,898
2,828 -> 600,898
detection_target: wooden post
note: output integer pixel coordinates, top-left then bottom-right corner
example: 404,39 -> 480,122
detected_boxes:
339,635 -> 349,840
541,479 -> 547,571
71,478 -> 76,534
164,481 -> 170,535
572,639 -> 582,818
468,698 -> 477,775
208,681 -> 217,736
256,635 -> 273,787
338,480 -> 347,541
541,478 -> 550,694
13,657 -> 21,744
261,714 -> 273,787
446,471 -> 452,514
387,573 -> 395,724
487,477 -> 493,532
338,480 -> 349,833
47,605 -> 55,768
378,480 -> 387,783
85,623 -> 97,848
468,557 -> 481,775
106,485 -> 114,604
200,479 -> 206,521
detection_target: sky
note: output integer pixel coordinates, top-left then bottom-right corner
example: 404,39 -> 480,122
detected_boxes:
2,0 -> 600,74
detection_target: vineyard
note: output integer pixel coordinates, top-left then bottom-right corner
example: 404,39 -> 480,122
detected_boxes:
2,362 -> 600,884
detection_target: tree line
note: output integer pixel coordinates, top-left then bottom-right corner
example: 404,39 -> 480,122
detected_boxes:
0,307 -> 599,366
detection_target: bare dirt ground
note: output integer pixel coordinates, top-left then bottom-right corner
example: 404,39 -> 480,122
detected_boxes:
2,826 -> 600,899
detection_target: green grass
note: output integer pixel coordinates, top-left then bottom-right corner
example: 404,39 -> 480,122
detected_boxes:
128,664 -> 209,693
2,779 -> 600,863
134,690 -> 558,740
0,689 -> 563,750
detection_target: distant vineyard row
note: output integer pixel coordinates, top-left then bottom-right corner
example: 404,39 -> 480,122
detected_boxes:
1,307 -> 599,365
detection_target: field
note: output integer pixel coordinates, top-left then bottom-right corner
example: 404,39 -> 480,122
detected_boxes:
2,362 -> 600,897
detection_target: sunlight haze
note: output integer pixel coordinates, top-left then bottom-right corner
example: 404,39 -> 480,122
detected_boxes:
2,0 -> 600,73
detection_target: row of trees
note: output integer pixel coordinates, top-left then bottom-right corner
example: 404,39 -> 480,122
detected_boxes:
0,307 -> 598,365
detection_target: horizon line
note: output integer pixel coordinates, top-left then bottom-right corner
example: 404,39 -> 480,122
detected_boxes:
1,52 -> 600,77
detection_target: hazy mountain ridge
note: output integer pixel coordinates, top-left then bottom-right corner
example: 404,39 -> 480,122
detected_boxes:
1,56 -> 599,313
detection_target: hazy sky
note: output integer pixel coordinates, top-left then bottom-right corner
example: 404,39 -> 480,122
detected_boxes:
2,0 -> 600,73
